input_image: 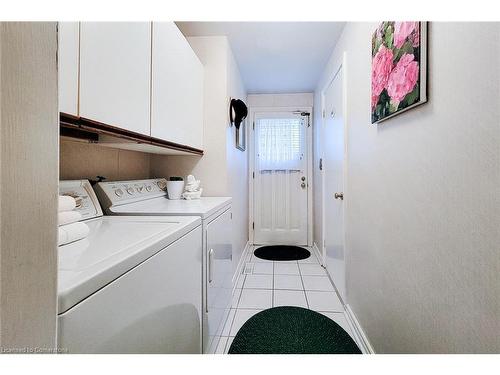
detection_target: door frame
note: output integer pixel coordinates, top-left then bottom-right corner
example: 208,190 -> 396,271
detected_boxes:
248,106 -> 314,247
320,52 -> 349,295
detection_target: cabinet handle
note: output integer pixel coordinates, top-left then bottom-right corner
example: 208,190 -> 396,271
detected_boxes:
208,248 -> 214,283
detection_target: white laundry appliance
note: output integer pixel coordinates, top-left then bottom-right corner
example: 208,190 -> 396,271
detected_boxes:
94,178 -> 233,353
57,180 -> 202,353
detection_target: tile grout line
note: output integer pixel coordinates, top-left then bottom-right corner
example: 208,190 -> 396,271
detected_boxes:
239,287 -> 325,292
226,308 -> 237,339
217,336 -> 228,354
297,260 -> 310,309
220,310 -> 233,338
243,287 -> 304,291
271,261 -> 275,307
229,307 -> 264,311
224,336 -> 232,354
226,272 -> 245,340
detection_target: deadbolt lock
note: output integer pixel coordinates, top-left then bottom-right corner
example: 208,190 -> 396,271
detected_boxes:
301,176 -> 306,181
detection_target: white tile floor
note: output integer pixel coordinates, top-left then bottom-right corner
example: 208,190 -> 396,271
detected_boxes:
215,246 -> 355,354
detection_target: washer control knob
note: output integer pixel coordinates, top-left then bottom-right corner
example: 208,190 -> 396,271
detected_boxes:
115,189 -> 124,197
145,185 -> 153,192
126,187 -> 135,195
137,186 -> 144,193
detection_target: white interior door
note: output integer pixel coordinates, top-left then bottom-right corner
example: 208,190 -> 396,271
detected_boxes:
323,66 -> 346,301
253,112 -> 308,245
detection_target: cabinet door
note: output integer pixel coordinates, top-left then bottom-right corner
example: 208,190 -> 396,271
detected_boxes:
58,22 -> 79,115
205,208 -> 232,352
80,22 -> 151,135
151,22 -> 203,148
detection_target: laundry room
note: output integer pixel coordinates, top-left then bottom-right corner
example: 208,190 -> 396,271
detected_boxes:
54,20 -> 251,355
0,2 -> 499,373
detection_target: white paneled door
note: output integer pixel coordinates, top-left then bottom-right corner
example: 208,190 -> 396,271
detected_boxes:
322,65 -> 346,301
253,112 -> 309,245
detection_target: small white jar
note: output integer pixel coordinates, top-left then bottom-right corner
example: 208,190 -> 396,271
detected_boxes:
166,180 -> 184,200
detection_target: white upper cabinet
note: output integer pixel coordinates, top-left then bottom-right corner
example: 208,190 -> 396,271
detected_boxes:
151,22 -> 204,149
57,22 -> 204,152
58,22 -> 79,116
79,22 -> 151,136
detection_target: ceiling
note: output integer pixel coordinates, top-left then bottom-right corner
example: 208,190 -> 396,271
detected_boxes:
176,22 -> 345,94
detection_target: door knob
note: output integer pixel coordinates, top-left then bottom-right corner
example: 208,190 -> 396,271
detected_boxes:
301,182 -> 306,189
334,192 -> 344,200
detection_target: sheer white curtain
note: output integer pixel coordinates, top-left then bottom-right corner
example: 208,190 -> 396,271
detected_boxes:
257,118 -> 304,171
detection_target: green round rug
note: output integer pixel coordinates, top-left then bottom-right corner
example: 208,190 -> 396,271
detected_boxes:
228,306 -> 361,354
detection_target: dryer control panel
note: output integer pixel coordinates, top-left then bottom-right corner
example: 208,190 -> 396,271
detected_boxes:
59,180 -> 103,220
94,179 -> 168,210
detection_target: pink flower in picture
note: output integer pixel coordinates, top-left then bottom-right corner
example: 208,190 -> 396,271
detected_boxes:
376,23 -> 385,41
371,93 -> 379,110
371,21 -> 426,123
394,22 -> 417,48
371,44 -> 393,96
386,53 -> 419,103
410,24 -> 420,47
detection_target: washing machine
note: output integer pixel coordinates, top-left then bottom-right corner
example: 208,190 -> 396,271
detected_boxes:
94,178 -> 233,353
57,180 -> 202,353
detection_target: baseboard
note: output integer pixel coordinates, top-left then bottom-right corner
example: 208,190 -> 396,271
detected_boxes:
312,242 -> 324,266
344,304 -> 375,354
232,241 -> 251,287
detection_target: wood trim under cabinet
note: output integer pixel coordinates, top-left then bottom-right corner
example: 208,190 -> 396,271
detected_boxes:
60,112 -> 204,155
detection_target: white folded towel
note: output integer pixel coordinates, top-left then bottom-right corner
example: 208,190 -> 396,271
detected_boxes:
59,195 -> 76,212
58,211 -> 82,226
58,222 -> 90,246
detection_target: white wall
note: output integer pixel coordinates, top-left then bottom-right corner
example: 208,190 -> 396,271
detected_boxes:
150,36 -> 249,275
312,86 -> 325,252
247,93 -> 313,108
0,22 -> 59,350
314,22 -> 500,353
226,43 -> 249,267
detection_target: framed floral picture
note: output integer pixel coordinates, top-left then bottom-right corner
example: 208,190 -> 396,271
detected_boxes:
371,22 -> 428,123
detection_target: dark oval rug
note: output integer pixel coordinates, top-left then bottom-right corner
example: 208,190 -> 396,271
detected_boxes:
254,245 -> 311,261
228,306 -> 361,354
